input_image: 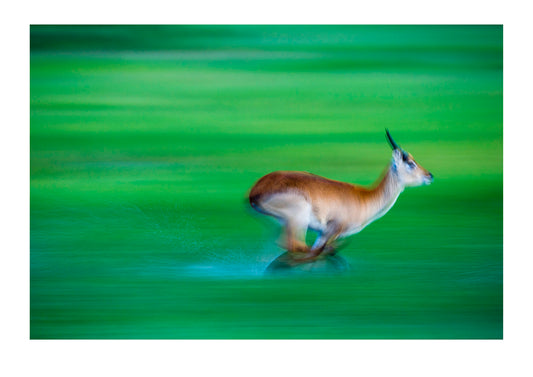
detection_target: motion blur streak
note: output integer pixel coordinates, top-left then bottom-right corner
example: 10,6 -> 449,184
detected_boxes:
30,25 -> 502,339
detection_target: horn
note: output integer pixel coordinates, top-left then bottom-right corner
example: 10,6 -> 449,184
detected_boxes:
385,129 -> 400,150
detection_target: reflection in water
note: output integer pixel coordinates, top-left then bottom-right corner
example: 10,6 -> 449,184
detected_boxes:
265,252 -> 350,275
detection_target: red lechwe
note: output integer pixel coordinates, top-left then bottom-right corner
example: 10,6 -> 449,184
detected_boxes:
248,130 -> 433,263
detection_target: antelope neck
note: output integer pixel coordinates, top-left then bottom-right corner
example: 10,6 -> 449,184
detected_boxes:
366,163 -> 405,215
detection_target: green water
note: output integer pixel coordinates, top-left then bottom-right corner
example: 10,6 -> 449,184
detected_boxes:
30,25 -> 503,339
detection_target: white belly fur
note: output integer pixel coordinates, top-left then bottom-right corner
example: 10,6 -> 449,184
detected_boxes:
259,192 -> 315,229
257,190 -> 397,238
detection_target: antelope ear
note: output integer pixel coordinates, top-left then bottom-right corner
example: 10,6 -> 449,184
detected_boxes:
392,149 -> 403,162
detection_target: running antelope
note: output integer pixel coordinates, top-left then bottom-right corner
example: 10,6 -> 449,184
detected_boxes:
248,130 -> 433,263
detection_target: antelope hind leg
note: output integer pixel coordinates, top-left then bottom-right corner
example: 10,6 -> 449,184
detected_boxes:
293,224 -> 344,263
282,220 -> 310,254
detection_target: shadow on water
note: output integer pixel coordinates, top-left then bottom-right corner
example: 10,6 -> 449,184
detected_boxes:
264,252 -> 350,276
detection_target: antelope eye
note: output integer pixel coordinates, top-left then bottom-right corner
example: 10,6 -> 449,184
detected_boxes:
407,161 -> 416,169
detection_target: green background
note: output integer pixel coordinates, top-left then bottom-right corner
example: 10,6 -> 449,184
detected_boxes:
30,25 -> 503,339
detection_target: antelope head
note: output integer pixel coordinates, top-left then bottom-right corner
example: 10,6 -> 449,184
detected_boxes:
386,129 -> 433,187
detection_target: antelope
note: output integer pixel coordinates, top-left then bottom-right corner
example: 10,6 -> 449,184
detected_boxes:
248,130 -> 433,263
